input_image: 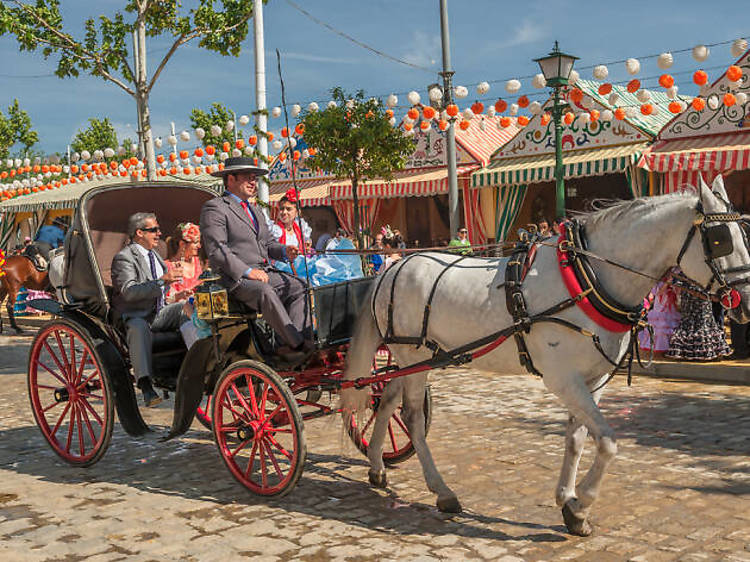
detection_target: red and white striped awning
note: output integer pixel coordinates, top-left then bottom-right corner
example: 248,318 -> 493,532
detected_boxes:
268,177 -> 331,207
328,165 -> 477,200
639,132 -> 750,173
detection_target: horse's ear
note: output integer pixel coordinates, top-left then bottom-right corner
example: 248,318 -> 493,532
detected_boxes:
698,174 -> 710,205
711,174 -> 729,202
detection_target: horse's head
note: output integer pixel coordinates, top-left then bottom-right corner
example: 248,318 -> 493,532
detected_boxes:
677,175 -> 750,323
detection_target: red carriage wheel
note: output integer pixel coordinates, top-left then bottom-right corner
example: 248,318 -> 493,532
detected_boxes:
27,320 -> 114,467
347,346 -> 432,466
196,394 -> 212,430
212,360 -> 306,497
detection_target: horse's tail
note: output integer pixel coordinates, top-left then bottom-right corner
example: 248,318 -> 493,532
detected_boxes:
341,292 -> 383,416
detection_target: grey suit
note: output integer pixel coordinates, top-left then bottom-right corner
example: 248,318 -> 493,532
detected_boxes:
200,192 -> 308,348
111,243 -> 184,381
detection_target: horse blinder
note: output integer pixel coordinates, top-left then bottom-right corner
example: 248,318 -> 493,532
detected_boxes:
703,223 -> 733,259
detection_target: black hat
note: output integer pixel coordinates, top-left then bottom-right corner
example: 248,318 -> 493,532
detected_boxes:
210,157 -> 269,178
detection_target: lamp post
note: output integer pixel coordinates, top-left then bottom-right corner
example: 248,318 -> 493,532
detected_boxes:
534,42 -> 578,220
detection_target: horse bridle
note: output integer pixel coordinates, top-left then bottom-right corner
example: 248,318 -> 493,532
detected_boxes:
676,200 -> 750,309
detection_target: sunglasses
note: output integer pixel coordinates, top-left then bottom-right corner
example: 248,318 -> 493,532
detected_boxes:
140,226 -> 161,233
458,230 -> 468,234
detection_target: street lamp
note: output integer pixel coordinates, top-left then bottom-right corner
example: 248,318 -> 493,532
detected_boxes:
534,41 -> 578,220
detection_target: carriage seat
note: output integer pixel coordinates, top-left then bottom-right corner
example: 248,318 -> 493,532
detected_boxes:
152,330 -> 186,354
227,295 -> 258,319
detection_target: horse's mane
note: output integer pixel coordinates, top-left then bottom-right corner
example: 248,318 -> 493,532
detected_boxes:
578,191 -> 695,230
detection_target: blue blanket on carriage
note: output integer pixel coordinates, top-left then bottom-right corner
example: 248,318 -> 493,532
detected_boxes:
273,238 -> 364,286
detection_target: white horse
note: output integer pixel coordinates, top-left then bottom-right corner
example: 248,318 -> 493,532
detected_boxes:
342,176 -> 750,536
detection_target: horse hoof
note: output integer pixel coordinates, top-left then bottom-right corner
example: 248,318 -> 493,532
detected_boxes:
437,495 -> 462,513
368,469 -> 387,489
562,501 -> 593,536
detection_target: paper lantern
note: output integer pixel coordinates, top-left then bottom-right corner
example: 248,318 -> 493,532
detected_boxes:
221,141 -> 230,153
154,137 -> 163,149
658,74 -> 674,89
563,112 -> 574,125
209,125 -> 221,137
657,53 -> 673,69
386,94 -> 398,108
724,93 -> 737,107
235,114 -> 249,127
103,147 -> 115,158
517,115 -> 529,126
179,150 -> 189,160
636,89 -> 651,103
463,108 -> 474,120
422,106 -> 436,119
267,132 -> 274,141
598,83 -> 613,96
327,100 -> 338,109
593,65 -> 608,80
295,123 -> 305,135
668,101 -> 683,113
425,87 -> 443,104
614,108 -> 626,120
438,119 -> 448,131
281,127 -> 289,138
446,104 -> 459,117
666,86 -> 679,100
156,154 -> 165,164
167,135 -> 178,146
407,91 -> 421,105
388,117 -> 396,126
498,116 -> 511,128
626,79 -> 640,93
731,38 -> 748,58
384,109 -> 394,119
206,145 -> 216,155
457,120 -> 469,131
81,150 -> 91,161
589,109 -> 600,122
229,148 -> 240,157
494,99 -> 508,113
692,45 -> 710,62
532,73 -> 546,89
419,120 -> 430,131
476,81 -> 490,95
454,85 -> 468,98
625,58 -> 641,75
403,122 -> 413,132
179,130 -> 190,142
505,79 -> 521,94
640,103 -> 654,115
608,92 -> 620,106
569,88 -> 584,103
471,101 -> 484,114
692,97 -> 706,111
736,92 -> 749,106
272,140 -> 282,151
517,95 -> 529,108
693,70 -> 708,85
509,103 -> 519,116
727,65 -> 743,83
529,101 -> 542,115
407,108 -> 419,120
308,102 -> 319,112
568,70 -> 580,85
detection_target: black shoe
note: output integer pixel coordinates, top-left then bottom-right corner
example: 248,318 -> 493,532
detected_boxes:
137,377 -> 163,408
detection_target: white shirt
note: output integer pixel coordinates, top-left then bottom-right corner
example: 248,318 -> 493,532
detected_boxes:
133,242 -> 164,280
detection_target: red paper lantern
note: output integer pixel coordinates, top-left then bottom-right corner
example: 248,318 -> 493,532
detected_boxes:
517,115 -> 529,126
235,139 -> 244,149
404,122 -> 413,131
194,148 -> 204,157
446,104 -> 459,117
438,119 -> 448,131
569,88 -> 584,103
499,116 -> 512,128
459,120 -> 470,130
471,101 -> 484,114
589,109 -> 600,122
658,74 -> 675,89
692,97 -> 706,111
422,106 -> 436,119
281,127 -> 289,138
541,113 -> 552,126
727,65 -> 743,82
247,136 -> 257,146
668,101 -> 683,113
407,108 -> 419,120
179,150 -> 189,159
295,123 -> 305,135
693,70 -> 708,86
385,109 -> 394,118
640,103 -> 654,115
598,83 -> 612,96
626,79 -> 640,93
206,145 -> 216,155
724,93 -> 737,107
129,157 -> 138,166
614,108 -> 626,120
494,99 -> 508,113
563,112 -> 575,125
222,142 -> 231,152
517,96 -> 529,108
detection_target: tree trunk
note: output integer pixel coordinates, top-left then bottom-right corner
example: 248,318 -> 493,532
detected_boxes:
135,15 -> 156,180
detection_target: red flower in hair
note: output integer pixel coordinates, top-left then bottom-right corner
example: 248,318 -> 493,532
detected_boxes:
285,188 -> 298,203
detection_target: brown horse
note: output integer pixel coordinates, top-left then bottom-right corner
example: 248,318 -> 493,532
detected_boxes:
0,255 -> 49,334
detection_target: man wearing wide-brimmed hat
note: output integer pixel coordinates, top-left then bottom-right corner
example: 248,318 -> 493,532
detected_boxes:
200,158 -> 311,359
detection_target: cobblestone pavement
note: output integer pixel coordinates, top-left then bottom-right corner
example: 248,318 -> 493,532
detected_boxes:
1,333 -> 749,561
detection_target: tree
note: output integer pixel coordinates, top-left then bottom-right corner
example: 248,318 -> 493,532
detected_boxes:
0,0 -> 262,179
70,117 -> 118,155
0,99 -> 38,160
190,102 -> 239,148
302,87 -> 415,247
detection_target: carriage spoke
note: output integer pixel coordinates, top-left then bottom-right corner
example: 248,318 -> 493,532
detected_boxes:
75,349 -> 90,387
80,397 -> 104,426
262,439 -> 284,479
245,375 -> 261,417
259,439 -> 268,488
244,440 -> 259,478
229,383 -> 255,421
76,367 -> 100,391
222,396 -> 244,426
68,334 -> 77,384
37,359 -> 68,386
392,412 -> 411,437
230,438 -> 251,458
42,400 -> 61,413
79,403 -> 98,444
50,401 -> 71,437
65,403 -> 76,453
79,392 -> 103,401
361,411 -> 376,435
36,384 -> 58,390
42,341 -> 68,380
260,384 -> 269,420
261,404 -> 283,428
266,434 -> 293,460
53,331 -> 71,379
387,422 -> 399,452
75,404 -> 86,456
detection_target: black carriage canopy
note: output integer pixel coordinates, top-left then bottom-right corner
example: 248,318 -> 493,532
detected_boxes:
65,183 -> 218,316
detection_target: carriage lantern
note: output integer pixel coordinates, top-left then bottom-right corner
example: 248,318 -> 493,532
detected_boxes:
194,269 -> 229,320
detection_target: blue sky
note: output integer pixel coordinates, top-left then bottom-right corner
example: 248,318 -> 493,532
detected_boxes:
1,0 -> 748,154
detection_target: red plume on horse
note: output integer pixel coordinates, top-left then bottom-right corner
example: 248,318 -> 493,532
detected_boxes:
0,247 -> 50,334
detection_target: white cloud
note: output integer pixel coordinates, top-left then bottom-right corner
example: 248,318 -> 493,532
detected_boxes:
275,51 -> 361,64
481,19 -> 546,52
400,30 -> 441,69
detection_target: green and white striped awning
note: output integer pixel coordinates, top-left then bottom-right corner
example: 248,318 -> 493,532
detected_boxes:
471,143 -> 648,189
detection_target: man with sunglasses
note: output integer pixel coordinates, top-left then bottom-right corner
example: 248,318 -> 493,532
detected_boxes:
111,212 -> 186,407
448,227 -> 473,255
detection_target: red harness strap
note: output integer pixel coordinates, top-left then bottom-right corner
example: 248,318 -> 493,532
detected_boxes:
557,236 -> 632,333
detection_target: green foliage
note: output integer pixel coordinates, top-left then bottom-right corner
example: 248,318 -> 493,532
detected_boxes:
0,99 -> 39,159
120,137 -> 136,158
70,117 -> 118,155
302,88 -> 415,185
190,103 -> 238,147
0,1 -> 261,89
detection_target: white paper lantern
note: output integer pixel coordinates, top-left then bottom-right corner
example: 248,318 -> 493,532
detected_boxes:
272,140 -> 282,151
462,108 -> 474,120
327,100 -> 337,109
386,94 -> 398,108
407,90 -> 421,105
308,102 -> 319,112
651,105 -> 661,116
509,103 -> 519,116
180,130 -> 190,142
636,89 -> 651,103
729,78 -> 742,91
206,154 -> 215,162
225,120 -> 235,132
476,81 -> 490,95
219,151 -> 229,161
230,148 -> 241,157
244,146 -> 254,156
192,155 -> 201,164
181,158 -> 190,166
289,137 -> 297,149
505,79 -> 521,94
291,104 -> 302,117
195,127 -> 205,140
568,70 -> 579,85
602,109 -> 615,121
422,122 -> 432,132
454,85 -> 468,98
578,112 -> 591,125
708,94 -> 720,110
302,149 -> 310,159
136,160 -> 144,169
160,160 -> 168,168
625,106 -> 638,118
167,135 -> 178,146
666,86 -> 679,100
62,165 -> 70,174
22,157 -> 30,166
625,58 -> 641,75
429,87 -> 443,102
104,147 -> 115,158
529,101 -> 542,115
345,99 -> 355,109
405,128 -> 415,137
238,114 -> 250,126
593,65 -> 608,80
117,146 -> 126,155
210,125 -> 222,137
487,106 -> 496,117
532,73 -> 547,89
81,150 -> 91,161
403,115 -> 414,125
679,101 -> 688,112
731,38 -> 748,58
5,159 -> 12,167
692,45 -> 710,62
736,92 -> 748,106
131,143 -> 138,152
70,152 -> 79,162
657,52 -> 673,69
271,106 -> 282,118
388,117 -> 396,126
154,137 -> 163,149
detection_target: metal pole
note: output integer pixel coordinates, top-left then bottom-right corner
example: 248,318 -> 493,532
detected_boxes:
232,110 -> 239,143
553,87 -> 566,219
439,0 -> 459,237
67,146 -> 71,179
254,0 -> 269,203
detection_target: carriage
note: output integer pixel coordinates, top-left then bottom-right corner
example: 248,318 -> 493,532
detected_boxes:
25,181 -> 431,497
